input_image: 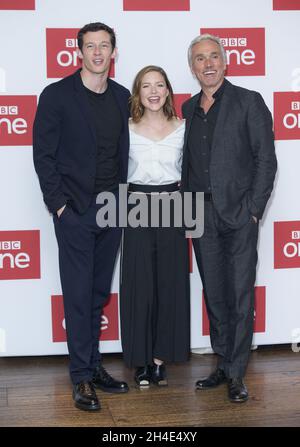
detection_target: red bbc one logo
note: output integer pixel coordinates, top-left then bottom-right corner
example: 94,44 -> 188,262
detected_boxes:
201,28 -> 265,76
46,29 -> 115,79
274,221 -> 300,269
202,286 -> 266,336
0,96 -> 37,146
0,0 -> 35,9
123,0 -> 190,10
273,0 -> 300,10
51,293 -> 119,342
0,231 -> 40,280
274,92 -> 300,141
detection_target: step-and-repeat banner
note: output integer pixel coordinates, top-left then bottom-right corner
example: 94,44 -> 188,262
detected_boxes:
0,0 -> 299,356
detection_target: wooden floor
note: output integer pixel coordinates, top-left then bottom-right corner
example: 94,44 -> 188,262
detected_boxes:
0,345 -> 300,427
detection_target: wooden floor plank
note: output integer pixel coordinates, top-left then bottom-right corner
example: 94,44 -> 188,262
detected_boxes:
0,388 -> 7,408
0,346 -> 299,427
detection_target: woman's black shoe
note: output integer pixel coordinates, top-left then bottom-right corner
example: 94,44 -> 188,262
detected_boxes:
134,366 -> 151,387
151,364 -> 168,386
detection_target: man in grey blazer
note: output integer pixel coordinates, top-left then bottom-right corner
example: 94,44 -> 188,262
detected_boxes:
181,34 -> 277,402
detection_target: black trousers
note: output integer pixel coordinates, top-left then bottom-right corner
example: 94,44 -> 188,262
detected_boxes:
53,195 -> 121,385
192,200 -> 259,379
120,185 -> 190,368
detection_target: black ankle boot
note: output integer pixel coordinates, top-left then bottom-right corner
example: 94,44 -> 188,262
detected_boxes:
228,378 -> 248,403
72,381 -> 100,411
92,365 -> 129,393
195,368 -> 227,390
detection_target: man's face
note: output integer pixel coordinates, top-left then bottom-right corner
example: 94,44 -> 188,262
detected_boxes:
191,39 -> 226,91
78,30 -> 116,76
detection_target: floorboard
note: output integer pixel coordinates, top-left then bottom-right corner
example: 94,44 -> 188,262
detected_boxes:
0,345 -> 299,427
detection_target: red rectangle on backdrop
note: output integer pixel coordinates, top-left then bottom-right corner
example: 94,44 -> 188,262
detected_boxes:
273,0 -> 300,10
201,27 -> 265,76
0,95 -> 37,146
202,286 -> 266,335
46,28 -> 115,79
123,0 -> 190,10
0,230 -> 40,280
0,0 -> 35,9
274,92 -> 300,141
274,221 -> 300,269
253,287 -> 266,333
51,293 -> 119,342
174,93 -> 191,119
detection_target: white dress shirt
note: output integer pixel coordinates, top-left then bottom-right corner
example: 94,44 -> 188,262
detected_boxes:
127,121 -> 185,185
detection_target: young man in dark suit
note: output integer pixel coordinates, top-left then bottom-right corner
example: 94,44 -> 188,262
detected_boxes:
33,22 -> 130,411
181,34 -> 277,402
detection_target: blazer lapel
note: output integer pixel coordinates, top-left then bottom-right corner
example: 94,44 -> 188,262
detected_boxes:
181,93 -> 200,189
183,93 -> 200,150
107,79 -> 130,183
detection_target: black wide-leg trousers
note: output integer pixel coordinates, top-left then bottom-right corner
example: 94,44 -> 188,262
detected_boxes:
192,200 -> 259,379
120,186 -> 190,368
53,195 -> 121,385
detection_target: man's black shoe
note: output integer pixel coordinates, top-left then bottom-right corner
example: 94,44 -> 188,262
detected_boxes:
195,368 -> 227,390
93,365 -> 129,393
73,381 -> 100,411
228,378 -> 248,403
134,366 -> 151,388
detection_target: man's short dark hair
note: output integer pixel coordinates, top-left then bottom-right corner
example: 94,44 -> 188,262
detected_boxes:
77,22 -> 116,51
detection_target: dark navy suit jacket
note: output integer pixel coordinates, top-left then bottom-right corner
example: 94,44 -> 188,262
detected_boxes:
33,69 -> 130,214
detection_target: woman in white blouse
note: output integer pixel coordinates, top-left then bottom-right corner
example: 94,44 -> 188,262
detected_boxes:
120,66 -> 190,387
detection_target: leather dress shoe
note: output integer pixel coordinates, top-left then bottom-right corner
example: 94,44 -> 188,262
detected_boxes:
151,364 -> 168,386
73,381 -> 100,411
93,365 -> 129,393
134,366 -> 151,387
228,378 -> 248,403
195,368 -> 227,390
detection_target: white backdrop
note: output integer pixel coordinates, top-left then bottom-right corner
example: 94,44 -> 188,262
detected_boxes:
0,0 -> 300,357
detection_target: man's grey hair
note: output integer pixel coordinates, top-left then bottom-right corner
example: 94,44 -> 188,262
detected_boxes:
188,34 -> 227,67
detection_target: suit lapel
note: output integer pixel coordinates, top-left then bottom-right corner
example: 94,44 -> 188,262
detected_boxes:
182,93 -> 200,189
108,78 -> 130,183
183,93 -> 200,150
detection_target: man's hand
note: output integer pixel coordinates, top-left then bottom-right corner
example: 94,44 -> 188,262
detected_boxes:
252,215 -> 258,224
57,204 -> 67,218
